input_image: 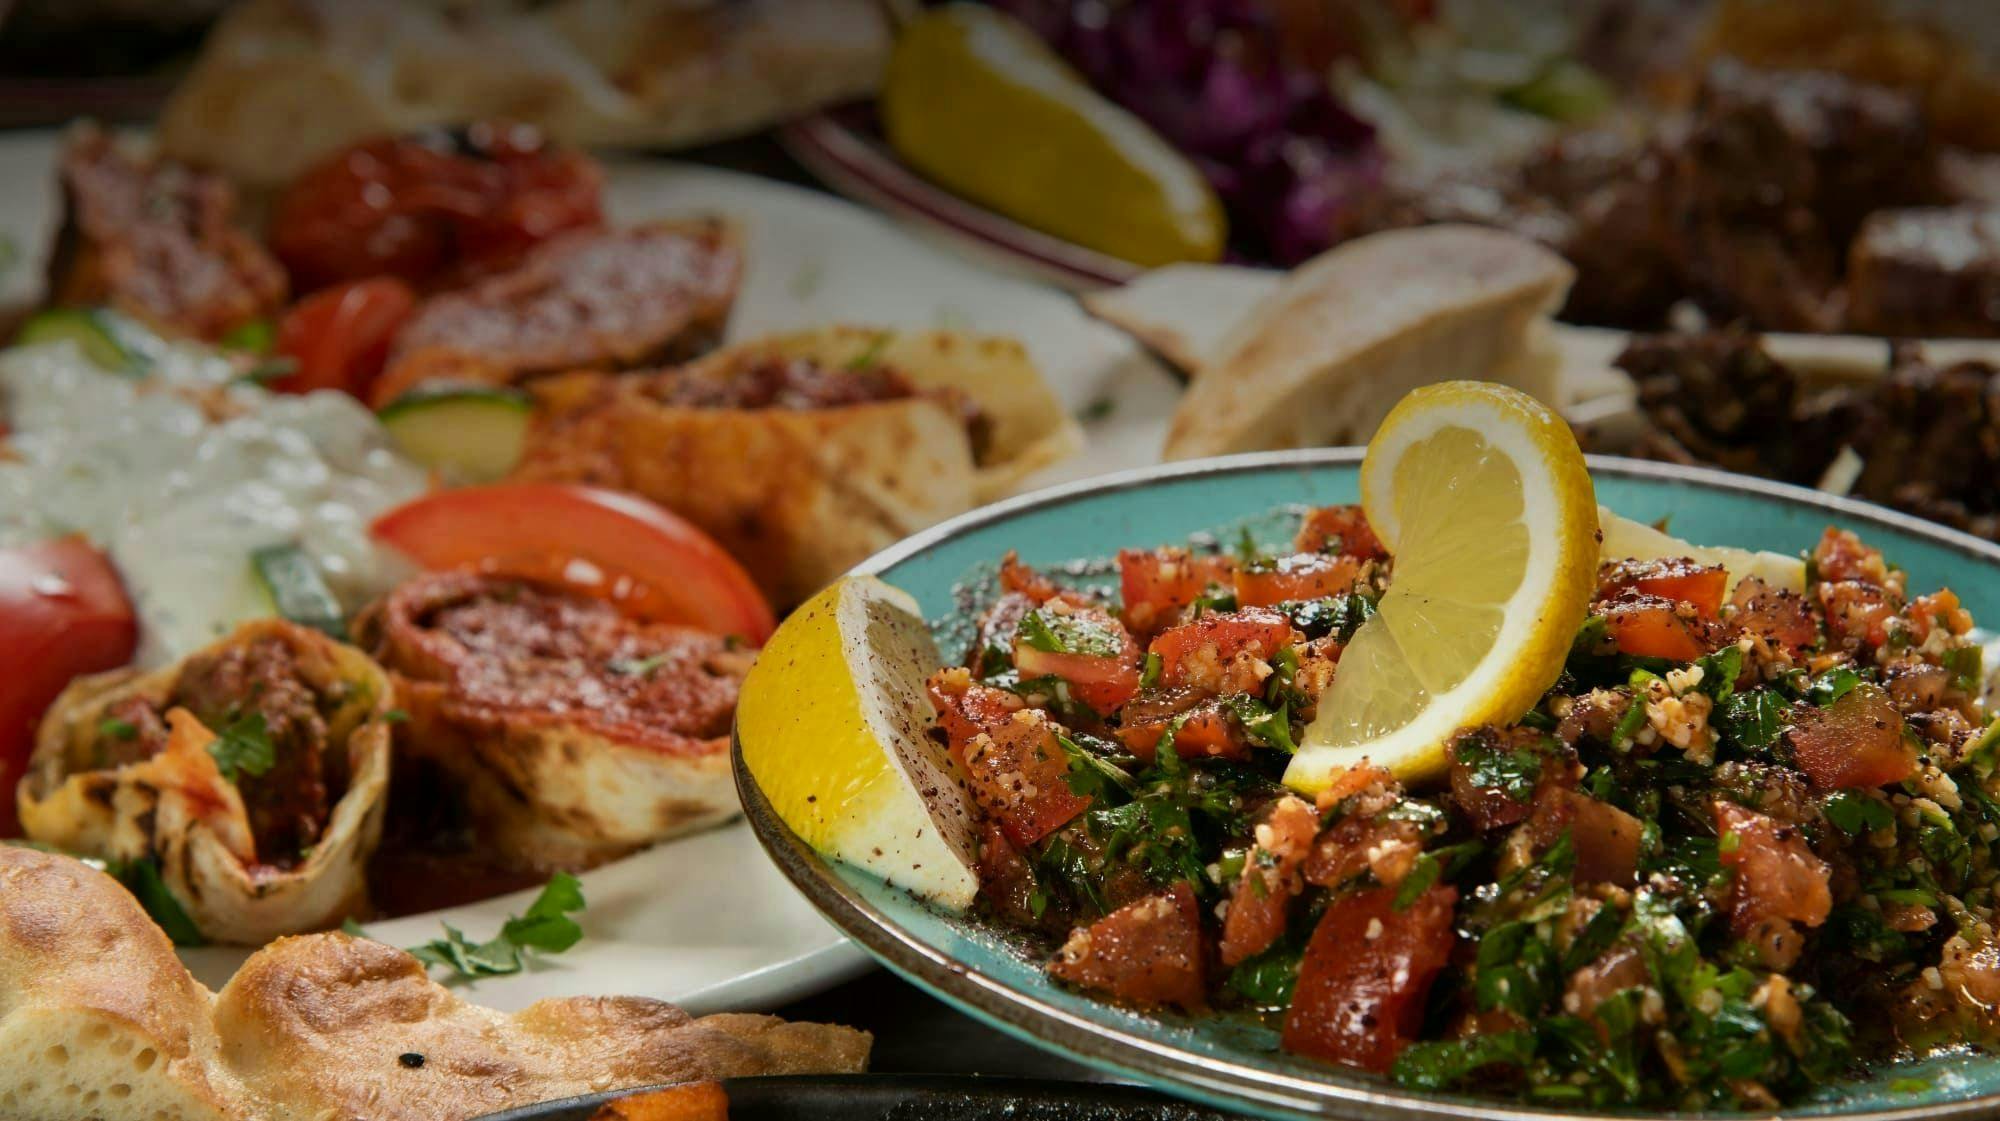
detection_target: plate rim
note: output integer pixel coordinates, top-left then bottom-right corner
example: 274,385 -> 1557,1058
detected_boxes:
733,448 -> 2000,1121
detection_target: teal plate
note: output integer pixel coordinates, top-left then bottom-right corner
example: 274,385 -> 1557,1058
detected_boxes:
733,450 -> 2000,1121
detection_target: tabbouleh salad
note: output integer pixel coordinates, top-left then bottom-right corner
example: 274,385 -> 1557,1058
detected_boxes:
923,504 -> 2000,1109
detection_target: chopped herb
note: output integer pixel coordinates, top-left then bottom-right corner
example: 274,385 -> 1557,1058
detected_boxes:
845,330 -> 895,370
1452,730 -> 1543,803
1889,1077 -> 1933,1094
1822,790 -> 1894,836
1718,689 -> 1788,752
1076,396 -> 1116,423
208,712 -> 276,784
1137,651 -> 1163,692
1224,693 -> 1295,753
1805,666 -> 1862,707
607,652 -> 672,677
382,708 -> 410,724
235,355 -> 299,385
407,873 -> 587,980
1392,1031 -> 1535,1091
110,857 -> 205,947
1226,943 -> 1303,1007
1015,607 -> 1123,657
98,717 -> 138,740
1944,645 -> 1984,694
1693,645 -> 1744,702
1279,595 -> 1374,642
219,318 -> 275,354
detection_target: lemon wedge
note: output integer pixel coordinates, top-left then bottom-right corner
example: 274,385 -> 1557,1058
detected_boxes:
737,575 -> 980,911
1287,382 -> 1600,793
1598,508 -> 1804,594
882,4 -> 1226,268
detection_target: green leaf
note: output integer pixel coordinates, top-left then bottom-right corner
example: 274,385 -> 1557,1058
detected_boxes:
1279,595 -> 1375,642
1223,693 -> 1296,754
606,652 -> 672,677
844,329 -> 894,371
1137,651 -> 1162,692
1057,732 -> 1137,801
408,874 -> 587,980
1693,645 -> 1744,702
1718,690 -> 1788,751
98,717 -> 137,740
1822,790 -> 1894,836
1226,943 -> 1303,1007
1015,607 -> 1124,657
219,317 -> 275,354
1944,645 -> 1984,694
1805,667 -> 1862,707
208,712 -> 276,784
1392,1031 -> 1535,1090
1451,730 -> 1542,803
111,858 -> 205,947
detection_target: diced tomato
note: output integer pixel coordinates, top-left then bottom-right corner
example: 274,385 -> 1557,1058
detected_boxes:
1600,594 -> 1717,661
270,277 -> 417,399
1012,602 -> 1141,715
1048,882 -> 1206,1010
1282,885 -> 1458,1072
1812,527 -> 1889,586
1730,576 -> 1816,652
975,818 -> 1046,929
1313,762 -> 1399,814
1235,552 -> 1363,608
1818,580 -> 1897,650
1909,589 -> 1974,643
1447,728 -> 1553,832
1117,697 -> 1248,762
1117,547 -> 1235,636
1785,682 -> 1917,789
0,537 -> 139,836
1596,557 -> 1728,619
1522,787 -> 1643,886
926,671 -> 1024,747
1149,608 -> 1296,692
930,684 -> 1089,849
999,551 -> 1065,604
1303,813 -> 1427,890
370,483 -> 775,642
1294,505 -> 1388,560
1220,796 -> 1318,967
1716,801 -> 1832,943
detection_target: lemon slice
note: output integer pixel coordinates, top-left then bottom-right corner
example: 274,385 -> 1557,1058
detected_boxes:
882,4 -> 1226,267
737,575 -> 980,911
1287,382 -> 1599,793
1598,508 -> 1804,594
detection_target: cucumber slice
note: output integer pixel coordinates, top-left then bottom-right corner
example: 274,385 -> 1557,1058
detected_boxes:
16,307 -> 141,374
251,544 -> 345,638
378,383 -> 533,484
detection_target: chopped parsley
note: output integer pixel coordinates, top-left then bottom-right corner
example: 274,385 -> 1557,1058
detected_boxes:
208,712 -> 276,784
403,873 -> 587,980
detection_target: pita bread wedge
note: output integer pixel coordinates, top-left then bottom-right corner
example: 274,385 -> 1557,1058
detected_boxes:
158,0 -> 894,191
513,325 -> 1081,606
0,845 -> 872,1121
18,619 -> 393,945
1161,226 -> 1575,460
1081,263 -> 1279,376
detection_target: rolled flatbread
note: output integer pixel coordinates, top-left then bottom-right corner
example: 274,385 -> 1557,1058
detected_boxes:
17,619 -> 393,945
513,324 -> 1082,606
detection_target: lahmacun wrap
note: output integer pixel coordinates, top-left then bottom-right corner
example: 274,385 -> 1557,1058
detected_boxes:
513,325 -> 1082,606
353,570 -> 754,871
17,619 -> 393,945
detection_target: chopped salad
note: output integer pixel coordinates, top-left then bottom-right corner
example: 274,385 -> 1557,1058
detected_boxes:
927,507 -> 1998,1109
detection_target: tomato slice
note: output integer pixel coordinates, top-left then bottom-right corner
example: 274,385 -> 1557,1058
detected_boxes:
0,537 -> 138,836
927,675 -> 1090,849
1596,557 -> 1728,619
1149,608 -> 1295,690
370,483 -> 775,643
1294,504 -> 1387,560
1283,883 -> 1457,1072
1599,594 -> 1717,661
1047,882 -> 1207,1009
1786,682 -> 1917,790
271,277 -> 418,399
1234,552 -> 1363,608
1011,602 -> 1142,715
1117,547 -> 1235,635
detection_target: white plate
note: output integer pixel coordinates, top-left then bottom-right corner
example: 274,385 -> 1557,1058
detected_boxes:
0,130 -> 1182,1012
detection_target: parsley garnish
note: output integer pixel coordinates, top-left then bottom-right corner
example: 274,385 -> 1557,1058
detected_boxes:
209,712 -> 276,784
1805,666 -> 1862,707
404,873 -> 587,980
99,717 -> 137,740
110,857 -> 205,947
1015,607 -> 1122,657
607,652 -> 672,677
